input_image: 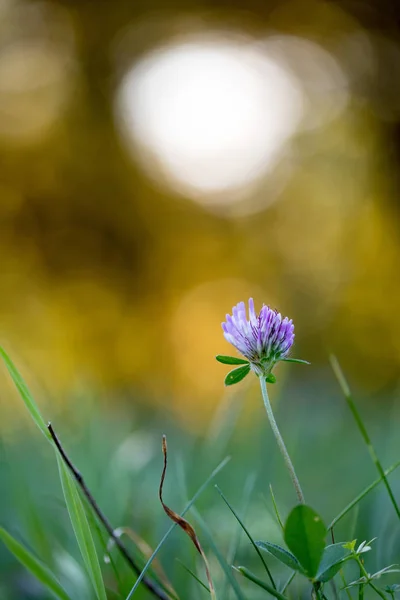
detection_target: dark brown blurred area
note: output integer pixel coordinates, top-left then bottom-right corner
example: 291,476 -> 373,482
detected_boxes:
1,0 -> 400,426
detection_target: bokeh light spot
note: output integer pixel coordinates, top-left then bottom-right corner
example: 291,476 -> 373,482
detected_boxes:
116,34 -> 304,204
0,1 -> 76,144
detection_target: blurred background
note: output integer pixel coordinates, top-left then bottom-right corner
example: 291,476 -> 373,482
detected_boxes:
1,0 -> 400,597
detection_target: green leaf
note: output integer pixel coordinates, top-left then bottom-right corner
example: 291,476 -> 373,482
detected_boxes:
216,355 -> 249,365
0,347 -> 50,440
342,540 -> 357,552
370,565 -> 400,579
266,373 -> 277,383
344,576 -> 368,588
256,541 -> 305,574
284,505 -> 326,579
0,527 -> 70,600
234,566 -> 289,600
224,364 -> 251,386
315,544 -> 352,582
56,456 -> 107,600
281,358 -> 310,365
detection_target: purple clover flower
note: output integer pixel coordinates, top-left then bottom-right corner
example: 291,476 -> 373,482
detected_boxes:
222,299 -> 294,377
218,299 -> 306,503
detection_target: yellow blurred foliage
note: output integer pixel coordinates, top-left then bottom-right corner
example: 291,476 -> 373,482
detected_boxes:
1,0 -> 400,428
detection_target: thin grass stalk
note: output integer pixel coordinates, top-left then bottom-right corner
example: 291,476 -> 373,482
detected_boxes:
330,357 -> 400,521
48,424 -> 170,600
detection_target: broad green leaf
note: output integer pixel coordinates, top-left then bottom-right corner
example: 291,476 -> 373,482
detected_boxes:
0,527 -> 70,600
216,355 -> 249,365
234,567 -> 289,600
224,364 -> 251,386
256,541 -> 305,574
315,544 -> 352,582
284,505 -> 326,579
56,456 -> 107,600
0,347 -> 50,440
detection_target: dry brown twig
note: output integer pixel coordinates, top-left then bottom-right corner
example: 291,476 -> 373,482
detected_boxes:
159,435 -> 216,599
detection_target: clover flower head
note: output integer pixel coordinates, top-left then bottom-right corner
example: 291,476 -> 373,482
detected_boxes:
222,299 -> 294,376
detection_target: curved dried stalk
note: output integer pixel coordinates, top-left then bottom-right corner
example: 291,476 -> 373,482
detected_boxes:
159,435 -> 216,600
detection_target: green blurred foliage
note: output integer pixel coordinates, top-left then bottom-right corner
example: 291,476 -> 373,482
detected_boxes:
0,379 -> 399,598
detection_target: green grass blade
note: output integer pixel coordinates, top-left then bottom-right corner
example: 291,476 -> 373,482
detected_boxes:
348,505 -> 359,542
330,356 -> 400,521
269,484 -> 284,531
125,456 -> 231,600
177,559 -> 210,593
0,347 -> 50,440
215,485 -> 276,589
281,572 -> 296,594
221,474 -> 256,600
234,566 -> 288,600
0,527 -> 70,600
328,461 -> 400,531
191,507 -> 245,600
56,455 -> 107,600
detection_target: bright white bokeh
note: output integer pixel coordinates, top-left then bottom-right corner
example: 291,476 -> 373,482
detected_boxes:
116,35 -> 304,203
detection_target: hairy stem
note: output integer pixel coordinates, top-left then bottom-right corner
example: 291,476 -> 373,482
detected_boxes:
48,423 -> 170,600
259,378 -> 305,504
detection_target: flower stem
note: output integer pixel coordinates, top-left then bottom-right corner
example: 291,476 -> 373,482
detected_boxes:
259,377 -> 305,504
